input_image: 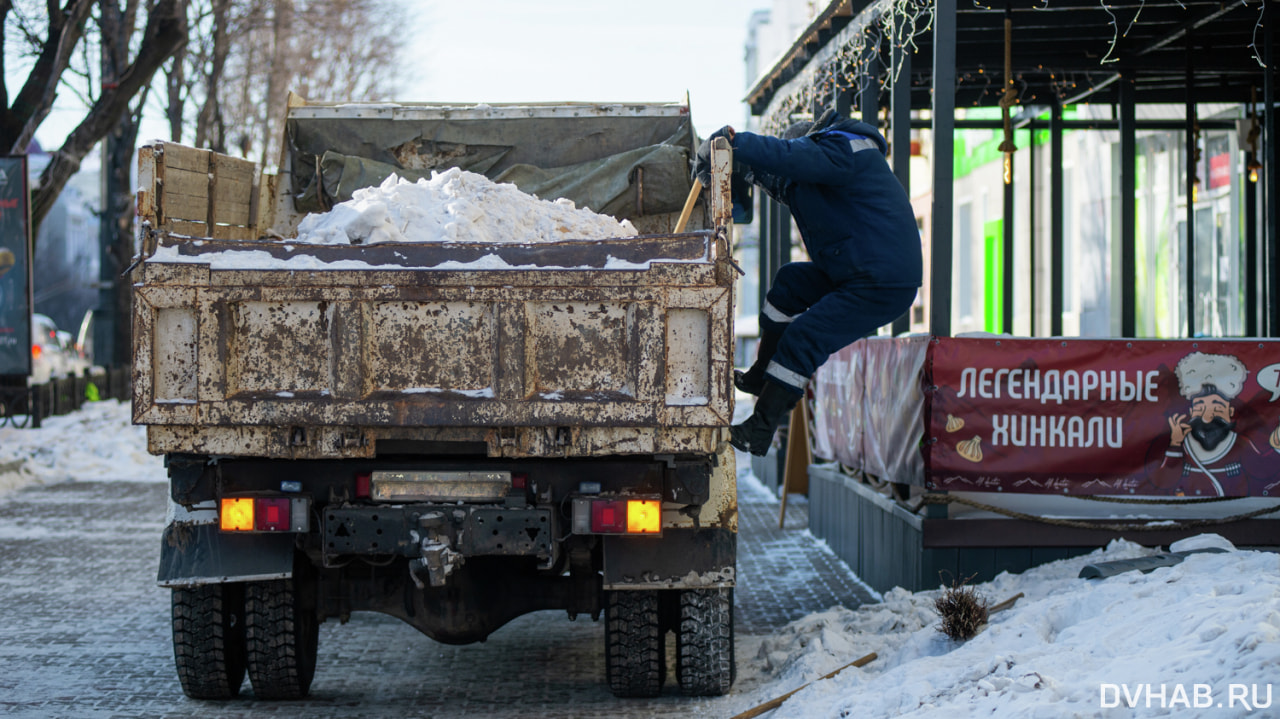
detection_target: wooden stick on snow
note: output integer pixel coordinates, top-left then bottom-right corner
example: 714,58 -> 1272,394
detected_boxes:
730,651 -> 878,719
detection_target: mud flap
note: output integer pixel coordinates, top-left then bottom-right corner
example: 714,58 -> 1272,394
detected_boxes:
158,522 -> 296,587
602,527 -> 735,590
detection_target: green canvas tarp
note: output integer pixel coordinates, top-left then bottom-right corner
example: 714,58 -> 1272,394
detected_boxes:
286,111 -> 696,221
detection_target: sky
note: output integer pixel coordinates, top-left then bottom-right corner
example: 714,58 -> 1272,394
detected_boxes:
3,399 -> 1277,717
23,0 -> 776,152
404,0 -> 771,138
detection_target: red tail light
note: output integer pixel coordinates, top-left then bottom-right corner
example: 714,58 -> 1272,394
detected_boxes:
355,473 -> 371,499
592,500 -> 627,532
255,498 -> 291,531
575,497 -> 662,535
220,497 -> 308,532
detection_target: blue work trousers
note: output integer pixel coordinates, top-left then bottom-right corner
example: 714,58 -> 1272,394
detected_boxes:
759,261 -> 918,394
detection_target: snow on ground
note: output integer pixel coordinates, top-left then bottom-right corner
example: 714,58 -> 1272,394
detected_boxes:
294,169 -> 638,246
730,525 -> 1280,718
5,399 -> 1279,717
736,458 -> 780,504
731,385 -> 1278,718
0,400 -> 163,498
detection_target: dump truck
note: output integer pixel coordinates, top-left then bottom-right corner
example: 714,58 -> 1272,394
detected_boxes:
134,100 -> 739,700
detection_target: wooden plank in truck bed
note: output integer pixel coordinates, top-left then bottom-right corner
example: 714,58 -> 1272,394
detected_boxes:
140,141 -> 259,239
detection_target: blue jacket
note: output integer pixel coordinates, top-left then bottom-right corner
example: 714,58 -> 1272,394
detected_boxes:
730,117 -> 922,288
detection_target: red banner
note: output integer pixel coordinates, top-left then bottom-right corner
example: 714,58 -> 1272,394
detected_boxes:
925,338 -> 1280,497
1209,153 -> 1231,190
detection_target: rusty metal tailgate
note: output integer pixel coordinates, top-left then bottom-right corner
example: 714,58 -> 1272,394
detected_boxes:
134,232 -> 735,459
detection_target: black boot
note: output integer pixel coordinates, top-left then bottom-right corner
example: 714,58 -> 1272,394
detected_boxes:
734,327 -> 782,396
730,380 -> 800,456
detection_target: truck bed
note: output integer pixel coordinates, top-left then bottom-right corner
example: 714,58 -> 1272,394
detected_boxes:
132,120 -> 737,460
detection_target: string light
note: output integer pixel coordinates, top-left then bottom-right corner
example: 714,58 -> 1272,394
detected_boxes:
1122,0 -> 1146,38
1246,0 -> 1267,68
1098,1 -> 1121,64
763,0 -> 936,133
760,0 -> 1266,130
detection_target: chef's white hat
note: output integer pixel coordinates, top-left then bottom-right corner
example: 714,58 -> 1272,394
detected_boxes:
1174,351 -> 1248,400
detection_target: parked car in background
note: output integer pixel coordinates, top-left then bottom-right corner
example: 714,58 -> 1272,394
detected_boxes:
30,314 -> 88,385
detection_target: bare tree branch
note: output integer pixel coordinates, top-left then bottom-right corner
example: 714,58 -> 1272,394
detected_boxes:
161,0 -> 404,167
31,0 -> 188,228
3,0 -> 94,152
193,0 -> 230,150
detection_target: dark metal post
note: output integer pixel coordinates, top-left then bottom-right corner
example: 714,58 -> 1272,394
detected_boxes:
1050,103 -> 1065,336
95,143 -> 118,369
1246,140 -> 1258,337
1184,39 -> 1197,338
773,199 -> 792,282
861,42 -> 879,126
930,0 -> 957,337
1000,2 -> 1015,334
1267,11 -> 1279,337
891,34 -> 913,336
1028,119 -> 1037,336
1119,72 -> 1137,338
758,196 -> 772,314
1002,154 -> 1014,334
836,87 -> 852,119
892,44 -> 913,195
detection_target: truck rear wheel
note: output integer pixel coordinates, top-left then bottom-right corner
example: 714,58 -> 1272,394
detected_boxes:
245,575 -> 319,699
171,583 -> 246,699
604,590 -> 665,697
675,588 -> 735,696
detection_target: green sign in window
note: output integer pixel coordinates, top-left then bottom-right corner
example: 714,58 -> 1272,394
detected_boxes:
984,218 -> 1003,333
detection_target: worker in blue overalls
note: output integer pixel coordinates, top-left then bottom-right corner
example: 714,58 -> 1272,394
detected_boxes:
695,110 -> 922,456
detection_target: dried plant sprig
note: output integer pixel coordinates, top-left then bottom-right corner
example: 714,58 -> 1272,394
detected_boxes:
934,576 -> 990,641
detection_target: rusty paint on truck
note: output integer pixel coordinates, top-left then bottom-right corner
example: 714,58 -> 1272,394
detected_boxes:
133,136 -> 737,461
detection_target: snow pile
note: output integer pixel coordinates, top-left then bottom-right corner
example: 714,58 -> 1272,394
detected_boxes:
0,400 -> 163,497
737,534 -> 1280,718
295,169 -> 637,245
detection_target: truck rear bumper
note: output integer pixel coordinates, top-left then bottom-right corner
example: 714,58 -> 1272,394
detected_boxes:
324,503 -> 555,587
603,527 -> 735,590
157,522 -> 296,587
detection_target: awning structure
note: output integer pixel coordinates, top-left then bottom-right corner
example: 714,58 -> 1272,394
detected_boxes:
745,0 -> 1277,339
749,0 -> 1269,115
744,1 -> 1280,593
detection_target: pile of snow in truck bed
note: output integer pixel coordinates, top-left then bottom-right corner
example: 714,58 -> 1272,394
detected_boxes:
295,169 -> 638,245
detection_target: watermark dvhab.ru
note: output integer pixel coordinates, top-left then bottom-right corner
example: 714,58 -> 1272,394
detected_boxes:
1101,684 -> 1273,711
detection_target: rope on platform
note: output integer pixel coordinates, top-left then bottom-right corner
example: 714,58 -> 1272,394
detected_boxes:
915,493 -> 1280,532
1068,494 -> 1238,505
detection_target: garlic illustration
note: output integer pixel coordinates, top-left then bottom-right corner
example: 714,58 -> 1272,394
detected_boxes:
957,435 -> 983,463
1270,425 -> 1280,451
945,414 -> 964,433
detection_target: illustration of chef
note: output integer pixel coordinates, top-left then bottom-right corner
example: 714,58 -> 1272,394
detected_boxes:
1149,351 -> 1280,496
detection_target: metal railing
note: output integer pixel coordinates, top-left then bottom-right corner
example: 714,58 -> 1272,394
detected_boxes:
0,368 -> 131,428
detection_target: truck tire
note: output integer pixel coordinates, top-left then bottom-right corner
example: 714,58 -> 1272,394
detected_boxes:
604,590 -> 665,697
675,588 -> 735,696
245,576 -> 318,700
171,583 -> 246,699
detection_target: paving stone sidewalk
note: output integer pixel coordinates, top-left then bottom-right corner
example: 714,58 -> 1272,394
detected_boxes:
0,472 -> 871,718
